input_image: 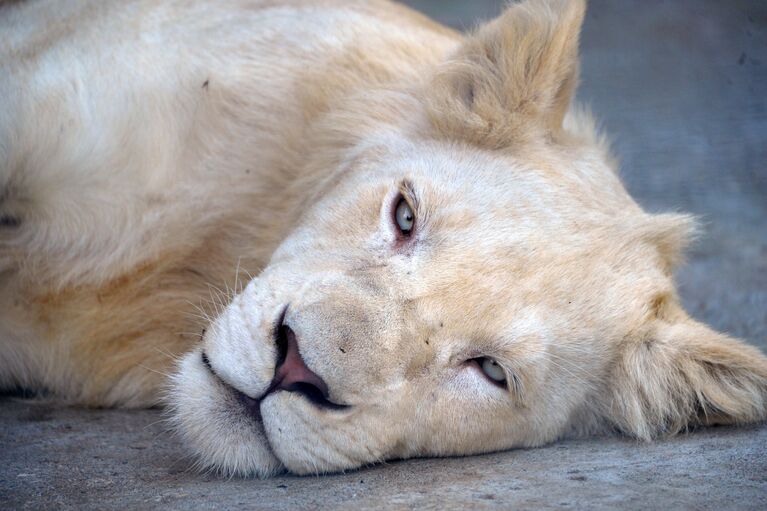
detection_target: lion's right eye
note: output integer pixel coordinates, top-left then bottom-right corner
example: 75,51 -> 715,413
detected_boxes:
394,197 -> 415,236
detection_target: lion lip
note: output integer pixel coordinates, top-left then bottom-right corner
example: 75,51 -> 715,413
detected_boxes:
200,351 -> 263,420
200,349 -> 349,418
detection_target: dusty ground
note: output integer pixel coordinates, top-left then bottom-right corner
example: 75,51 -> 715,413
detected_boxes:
2,0 -> 766,509
1,399 -> 765,510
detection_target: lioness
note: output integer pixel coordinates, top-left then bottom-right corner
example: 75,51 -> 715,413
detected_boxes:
1,0 -> 765,478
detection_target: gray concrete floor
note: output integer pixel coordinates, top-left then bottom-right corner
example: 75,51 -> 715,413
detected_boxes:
2,399 -> 765,510
2,0 -> 766,509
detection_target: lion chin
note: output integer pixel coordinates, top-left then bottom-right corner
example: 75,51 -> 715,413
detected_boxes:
169,349 -> 283,477
2,0 -> 766,478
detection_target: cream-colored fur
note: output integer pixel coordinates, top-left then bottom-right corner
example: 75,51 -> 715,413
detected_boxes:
1,0 -> 765,477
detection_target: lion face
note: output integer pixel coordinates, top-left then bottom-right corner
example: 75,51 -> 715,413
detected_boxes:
169,134 -> 678,476
170,0 -> 767,476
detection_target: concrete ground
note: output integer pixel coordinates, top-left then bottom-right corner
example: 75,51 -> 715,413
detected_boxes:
1,399 -> 766,510
2,0 -> 766,509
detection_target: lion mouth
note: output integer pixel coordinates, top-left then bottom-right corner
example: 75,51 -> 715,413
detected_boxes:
200,322 -> 348,421
200,351 -> 263,419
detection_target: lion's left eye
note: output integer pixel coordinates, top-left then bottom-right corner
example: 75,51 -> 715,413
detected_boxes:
479,358 -> 506,384
394,197 -> 415,235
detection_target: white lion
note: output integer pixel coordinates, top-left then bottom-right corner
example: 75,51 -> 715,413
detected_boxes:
1,0 -> 765,477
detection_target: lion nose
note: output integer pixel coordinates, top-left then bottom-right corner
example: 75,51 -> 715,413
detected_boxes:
273,325 -> 330,398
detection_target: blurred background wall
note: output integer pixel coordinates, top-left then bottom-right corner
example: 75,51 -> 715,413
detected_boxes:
402,0 -> 767,349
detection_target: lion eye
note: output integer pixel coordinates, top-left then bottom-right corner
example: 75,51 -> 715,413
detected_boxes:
480,358 -> 506,384
394,198 -> 415,235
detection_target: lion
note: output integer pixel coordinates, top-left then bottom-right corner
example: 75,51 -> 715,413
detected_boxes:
1,0 -> 766,478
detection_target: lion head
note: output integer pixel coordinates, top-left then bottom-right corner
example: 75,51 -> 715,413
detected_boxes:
170,0 -> 767,476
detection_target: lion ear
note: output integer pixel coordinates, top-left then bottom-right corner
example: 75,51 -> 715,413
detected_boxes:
424,0 -> 586,148
607,318 -> 767,440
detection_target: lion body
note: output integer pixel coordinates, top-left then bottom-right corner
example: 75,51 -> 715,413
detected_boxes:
0,0 -> 457,406
1,0 -> 765,477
